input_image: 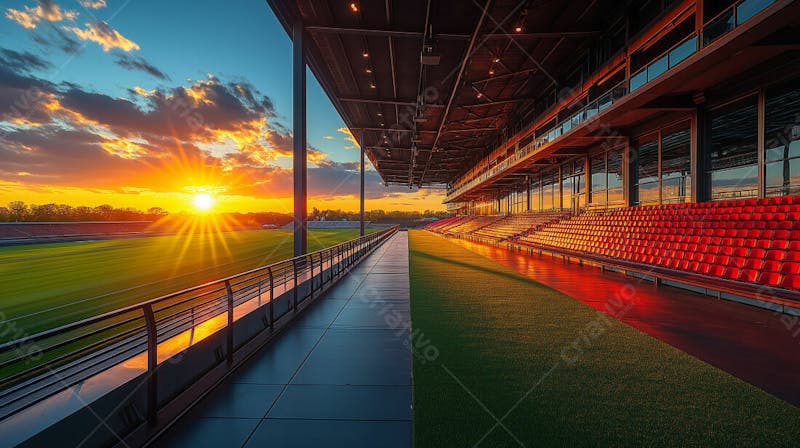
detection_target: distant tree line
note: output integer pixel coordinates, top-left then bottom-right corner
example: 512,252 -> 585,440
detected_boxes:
0,202 -> 169,222
0,202 -> 449,224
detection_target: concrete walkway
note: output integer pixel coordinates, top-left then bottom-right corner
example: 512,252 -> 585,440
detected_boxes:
157,232 -> 411,448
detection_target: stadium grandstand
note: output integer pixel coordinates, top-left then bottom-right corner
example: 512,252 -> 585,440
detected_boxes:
2,0 -> 800,446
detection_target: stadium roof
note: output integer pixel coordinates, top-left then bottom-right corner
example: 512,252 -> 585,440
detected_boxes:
266,0 -> 615,188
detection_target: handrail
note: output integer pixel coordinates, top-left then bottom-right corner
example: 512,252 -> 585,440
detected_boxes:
0,228 -> 389,351
0,225 -> 398,422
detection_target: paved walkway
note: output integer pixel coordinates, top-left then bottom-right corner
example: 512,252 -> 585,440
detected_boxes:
157,232 -> 412,448
448,237 -> 800,406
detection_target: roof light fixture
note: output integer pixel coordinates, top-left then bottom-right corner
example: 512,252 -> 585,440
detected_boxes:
515,9 -> 528,34
349,2 -> 358,13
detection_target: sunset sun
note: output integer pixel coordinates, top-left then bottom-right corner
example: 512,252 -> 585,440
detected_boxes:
193,193 -> 215,212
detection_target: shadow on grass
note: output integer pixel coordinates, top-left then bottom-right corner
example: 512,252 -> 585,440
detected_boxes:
409,249 -> 546,288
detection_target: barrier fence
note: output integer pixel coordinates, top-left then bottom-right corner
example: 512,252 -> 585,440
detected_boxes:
0,225 -> 399,424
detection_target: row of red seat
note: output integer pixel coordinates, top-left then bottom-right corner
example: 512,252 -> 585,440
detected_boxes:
507,198 -> 800,292
470,211 -> 571,241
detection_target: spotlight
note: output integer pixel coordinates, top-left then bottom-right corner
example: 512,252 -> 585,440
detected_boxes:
489,69 -> 495,75
365,68 -> 373,74
349,3 -> 358,13
362,51 -> 369,58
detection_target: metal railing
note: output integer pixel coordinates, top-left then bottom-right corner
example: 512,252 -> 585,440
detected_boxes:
445,0 -> 779,203
446,81 -> 628,200
0,226 -> 398,421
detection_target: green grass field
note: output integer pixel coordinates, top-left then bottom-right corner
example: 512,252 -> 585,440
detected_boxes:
408,230 -> 800,447
0,228 -> 374,338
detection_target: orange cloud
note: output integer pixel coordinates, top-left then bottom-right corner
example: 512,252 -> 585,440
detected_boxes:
63,21 -> 140,52
337,127 -> 359,149
5,2 -> 78,29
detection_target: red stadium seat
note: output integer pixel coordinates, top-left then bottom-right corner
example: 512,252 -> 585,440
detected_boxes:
723,267 -> 740,280
780,262 -> 800,276
757,272 -> 782,287
739,269 -> 759,282
781,275 -> 800,290
762,261 -> 782,272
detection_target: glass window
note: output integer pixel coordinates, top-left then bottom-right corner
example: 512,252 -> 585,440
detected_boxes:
636,138 -> 659,205
669,36 -> 697,68
708,96 -> 759,200
630,70 -> 647,92
704,9 -> 734,45
765,81 -> 800,197
591,154 -> 607,203
607,148 -> 624,203
647,55 -> 669,82
661,127 -> 692,203
542,171 -> 556,210
530,175 -> 541,211
737,0 -> 772,25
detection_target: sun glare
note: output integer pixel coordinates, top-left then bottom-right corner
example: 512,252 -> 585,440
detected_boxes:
193,193 -> 215,211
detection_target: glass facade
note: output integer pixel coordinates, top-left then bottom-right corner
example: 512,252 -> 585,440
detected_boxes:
635,137 -> 660,205
530,176 -> 541,211
589,148 -> 624,205
765,81 -> 800,197
661,126 -> 692,203
562,160 -> 586,211
590,153 -> 607,204
708,96 -> 759,201
607,148 -> 625,203
542,170 -> 558,210
458,77 -> 799,213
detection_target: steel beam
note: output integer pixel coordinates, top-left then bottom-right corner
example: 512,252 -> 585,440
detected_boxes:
424,0 -> 493,185
293,22 -> 307,256
305,25 -> 598,41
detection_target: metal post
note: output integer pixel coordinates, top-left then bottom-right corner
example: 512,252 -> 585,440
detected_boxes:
292,258 -> 299,310
142,304 -> 158,423
309,254 -> 315,299
268,266 -> 274,328
224,280 -> 234,366
360,129 -> 366,236
293,21 -> 308,256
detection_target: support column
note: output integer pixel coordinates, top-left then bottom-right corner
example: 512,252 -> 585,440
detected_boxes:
360,129 -> 365,236
526,175 -> 532,211
293,22 -> 307,256
692,104 -> 710,202
757,89 -> 766,199
624,137 -> 635,207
